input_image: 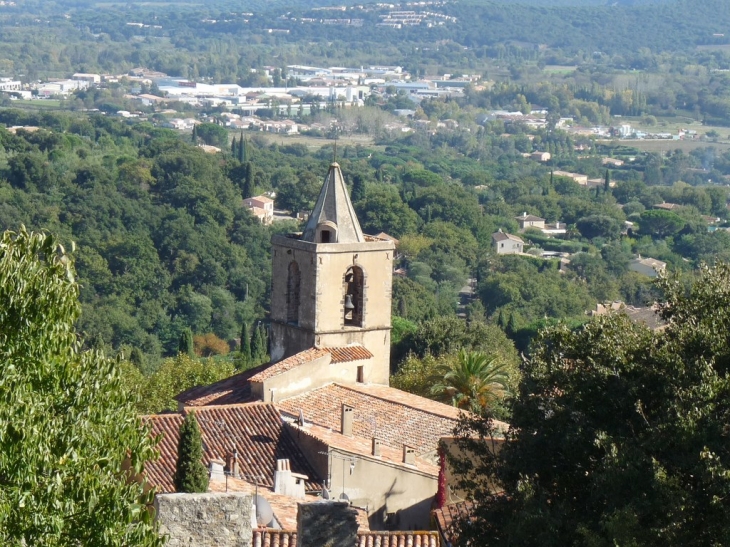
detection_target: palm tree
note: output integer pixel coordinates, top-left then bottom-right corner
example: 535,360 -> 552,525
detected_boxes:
429,350 -> 511,412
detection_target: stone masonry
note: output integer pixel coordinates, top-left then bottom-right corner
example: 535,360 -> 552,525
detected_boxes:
297,500 -> 359,547
155,492 -> 253,547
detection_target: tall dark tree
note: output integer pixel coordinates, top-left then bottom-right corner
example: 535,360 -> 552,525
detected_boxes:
604,169 -> 611,192
178,328 -> 194,357
130,347 -> 145,370
231,135 -> 237,156
173,410 -> 209,493
191,124 -> 197,143
239,134 -> 246,163
243,161 -> 254,199
351,173 -> 366,202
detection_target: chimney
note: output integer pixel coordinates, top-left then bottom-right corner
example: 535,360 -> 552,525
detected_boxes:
274,458 -> 307,499
372,438 -> 381,457
209,459 -> 226,483
341,404 -> 354,437
403,445 -> 416,465
226,446 -> 240,478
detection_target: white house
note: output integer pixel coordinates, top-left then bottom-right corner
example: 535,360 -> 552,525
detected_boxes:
629,256 -> 666,278
492,229 -> 524,255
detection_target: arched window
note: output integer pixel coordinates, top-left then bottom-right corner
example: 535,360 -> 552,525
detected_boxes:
343,266 -> 364,327
287,261 -> 301,324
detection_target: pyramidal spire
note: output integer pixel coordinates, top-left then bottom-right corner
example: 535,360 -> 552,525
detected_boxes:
301,162 -> 365,243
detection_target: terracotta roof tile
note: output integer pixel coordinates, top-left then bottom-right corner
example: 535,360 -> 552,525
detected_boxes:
285,421 -> 439,475
278,383 -> 469,456
253,530 -> 439,547
144,403 -> 322,493
249,348 -> 329,382
432,501 -> 474,545
325,345 -> 374,364
357,531 -> 440,547
175,363 -> 270,406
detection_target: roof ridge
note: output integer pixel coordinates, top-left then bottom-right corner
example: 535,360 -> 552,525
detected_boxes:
333,383 -> 467,420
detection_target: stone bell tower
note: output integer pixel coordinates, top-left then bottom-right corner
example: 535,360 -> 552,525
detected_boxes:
269,163 -> 395,385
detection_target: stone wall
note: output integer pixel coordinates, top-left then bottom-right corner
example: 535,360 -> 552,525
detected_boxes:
297,501 -> 358,547
155,492 -> 253,547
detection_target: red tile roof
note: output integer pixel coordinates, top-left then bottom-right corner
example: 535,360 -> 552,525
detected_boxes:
286,421 -> 439,475
144,403 -> 322,493
326,345 -> 374,364
432,501 -> 474,546
249,348 -> 329,382
252,530 -> 440,547
277,383 -> 465,456
175,363 -> 270,406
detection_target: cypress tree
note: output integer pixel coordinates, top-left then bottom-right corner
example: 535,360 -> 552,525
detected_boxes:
351,174 -> 366,202
191,124 -> 197,143
398,297 -> 407,319
506,313 -> 519,337
174,410 -> 209,493
130,347 -> 145,370
250,322 -> 263,362
243,162 -> 254,199
604,169 -> 611,193
240,321 -> 252,363
231,135 -> 237,156
179,328 -> 194,357
239,134 -> 246,163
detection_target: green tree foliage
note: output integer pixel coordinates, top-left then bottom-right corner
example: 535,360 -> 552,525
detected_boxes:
576,214 -> 622,241
450,263 -> 730,547
351,173 -> 366,202
240,321 -> 252,363
428,350 -> 511,412
0,227 -> 161,546
178,327 -> 194,356
393,316 -> 519,375
124,354 -> 235,414
243,161 -> 255,199
173,410 -> 209,493
194,123 -> 228,148
639,209 -> 686,238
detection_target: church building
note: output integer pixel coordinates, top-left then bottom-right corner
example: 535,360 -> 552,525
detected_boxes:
143,162 -> 505,534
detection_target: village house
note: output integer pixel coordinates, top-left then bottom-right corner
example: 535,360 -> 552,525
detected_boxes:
492,229 -> 524,255
629,256 -> 667,278
653,202 -> 682,212
530,151 -> 551,162
143,163 -> 499,536
515,212 -> 545,230
553,170 -> 589,185
244,195 -> 275,225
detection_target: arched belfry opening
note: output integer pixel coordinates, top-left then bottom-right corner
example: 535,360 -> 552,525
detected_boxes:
316,221 -> 338,244
343,266 -> 364,327
287,261 -> 301,324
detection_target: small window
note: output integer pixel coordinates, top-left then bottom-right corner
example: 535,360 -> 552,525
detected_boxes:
357,365 -> 364,383
321,230 -> 331,243
500,243 -> 504,248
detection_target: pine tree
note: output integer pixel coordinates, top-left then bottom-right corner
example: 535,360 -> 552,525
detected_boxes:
240,321 -> 252,363
174,410 -> 209,493
179,328 -> 194,357
351,174 -> 366,202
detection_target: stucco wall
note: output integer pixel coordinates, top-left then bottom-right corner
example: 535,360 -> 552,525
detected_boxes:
327,449 -> 437,530
270,235 -> 394,384
154,492 -> 253,547
258,354 -> 374,402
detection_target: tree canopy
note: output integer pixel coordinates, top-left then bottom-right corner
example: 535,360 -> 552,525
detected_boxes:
0,227 -> 161,546
449,262 -> 730,547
